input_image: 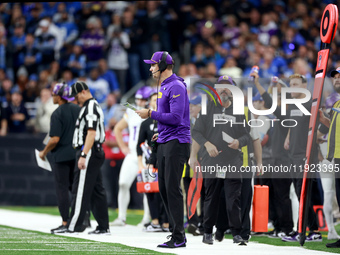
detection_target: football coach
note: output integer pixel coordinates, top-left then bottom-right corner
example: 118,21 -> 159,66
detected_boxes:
136,51 -> 190,248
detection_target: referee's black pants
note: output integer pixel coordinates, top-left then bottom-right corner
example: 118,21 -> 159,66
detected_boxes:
68,147 -> 109,232
157,139 -> 190,243
203,159 -> 243,236
52,159 -> 75,223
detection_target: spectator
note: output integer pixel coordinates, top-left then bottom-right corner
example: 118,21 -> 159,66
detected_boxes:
197,5 -> 224,38
85,67 -> 110,107
122,8 -> 146,87
6,91 -> 30,133
67,41 -> 87,78
53,3 -> 74,24
22,74 -> 39,103
107,26 -> 130,94
34,88 -> 58,133
18,33 -> 41,75
55,9 -> 79,51
10,24 -> 26,71
37,70 -> 51,94
98,59 -> 120,96
35,19 -> 57,72
60,70 -> 75,86
26,6 -> 42,34
42,2 -> 59,18
223,15 -> 240,46
102,93 -> 123,129
15,66 -> 28,92
219,56 -> 243,78
80,16 -> 105,72
48,61 -> 61,83
257,12 -> 278,46
106,13 -> 122,43
0,79 -> 13,106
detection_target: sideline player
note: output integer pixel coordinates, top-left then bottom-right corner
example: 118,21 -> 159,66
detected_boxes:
111,86 -> 152,227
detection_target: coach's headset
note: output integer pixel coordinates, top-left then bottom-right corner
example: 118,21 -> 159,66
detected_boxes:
158,51 -> 169,73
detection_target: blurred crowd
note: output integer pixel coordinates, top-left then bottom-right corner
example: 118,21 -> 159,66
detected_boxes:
0,0 -> 340,135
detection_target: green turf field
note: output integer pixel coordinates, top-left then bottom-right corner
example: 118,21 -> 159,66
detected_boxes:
0,225 -> 168,255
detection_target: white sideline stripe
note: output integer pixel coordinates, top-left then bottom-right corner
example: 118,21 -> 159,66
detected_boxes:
0,209 -> 334,255
69,149 -> 92,231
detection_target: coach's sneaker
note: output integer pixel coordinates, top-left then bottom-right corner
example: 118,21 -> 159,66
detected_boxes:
202,233 -> 214,245
233,235 -> 246,246
88,227 -> 111,235
326,239 -> 340,248
306,232 -> 322,242
157,235 -> 186,248
110,218 -> 126,226
51,225 -> 67,234
144,223 -> 163,232
281,231 -> 299,242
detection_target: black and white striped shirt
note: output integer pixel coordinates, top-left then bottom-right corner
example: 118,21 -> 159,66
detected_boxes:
73,98 -> 105,148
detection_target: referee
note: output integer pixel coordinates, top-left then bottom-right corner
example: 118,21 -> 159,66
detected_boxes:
60,81 -> 110,234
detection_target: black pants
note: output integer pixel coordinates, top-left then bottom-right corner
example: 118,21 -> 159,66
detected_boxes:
52,159 -> 75,223
290,158 -> 318,232
203,159 -> 243,236
271,157 -> 293,234
157,140 -> 190,242
68,147 -> 109,232
215,177 -> 252,240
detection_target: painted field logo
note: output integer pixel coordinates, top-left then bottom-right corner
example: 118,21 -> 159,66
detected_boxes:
199,84 -> 311,117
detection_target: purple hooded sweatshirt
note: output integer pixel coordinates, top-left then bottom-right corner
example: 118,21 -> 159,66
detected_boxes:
151,74 -> 191,144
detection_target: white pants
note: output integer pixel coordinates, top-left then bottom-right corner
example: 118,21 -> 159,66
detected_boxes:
117,153 -> 150,221
320,159 -> 338,236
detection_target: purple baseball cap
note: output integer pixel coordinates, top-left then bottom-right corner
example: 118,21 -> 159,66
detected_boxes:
143,51 -> 174,65
53,83 -> 75,101
330,67 -> 340,77
217,75 -> 235,85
